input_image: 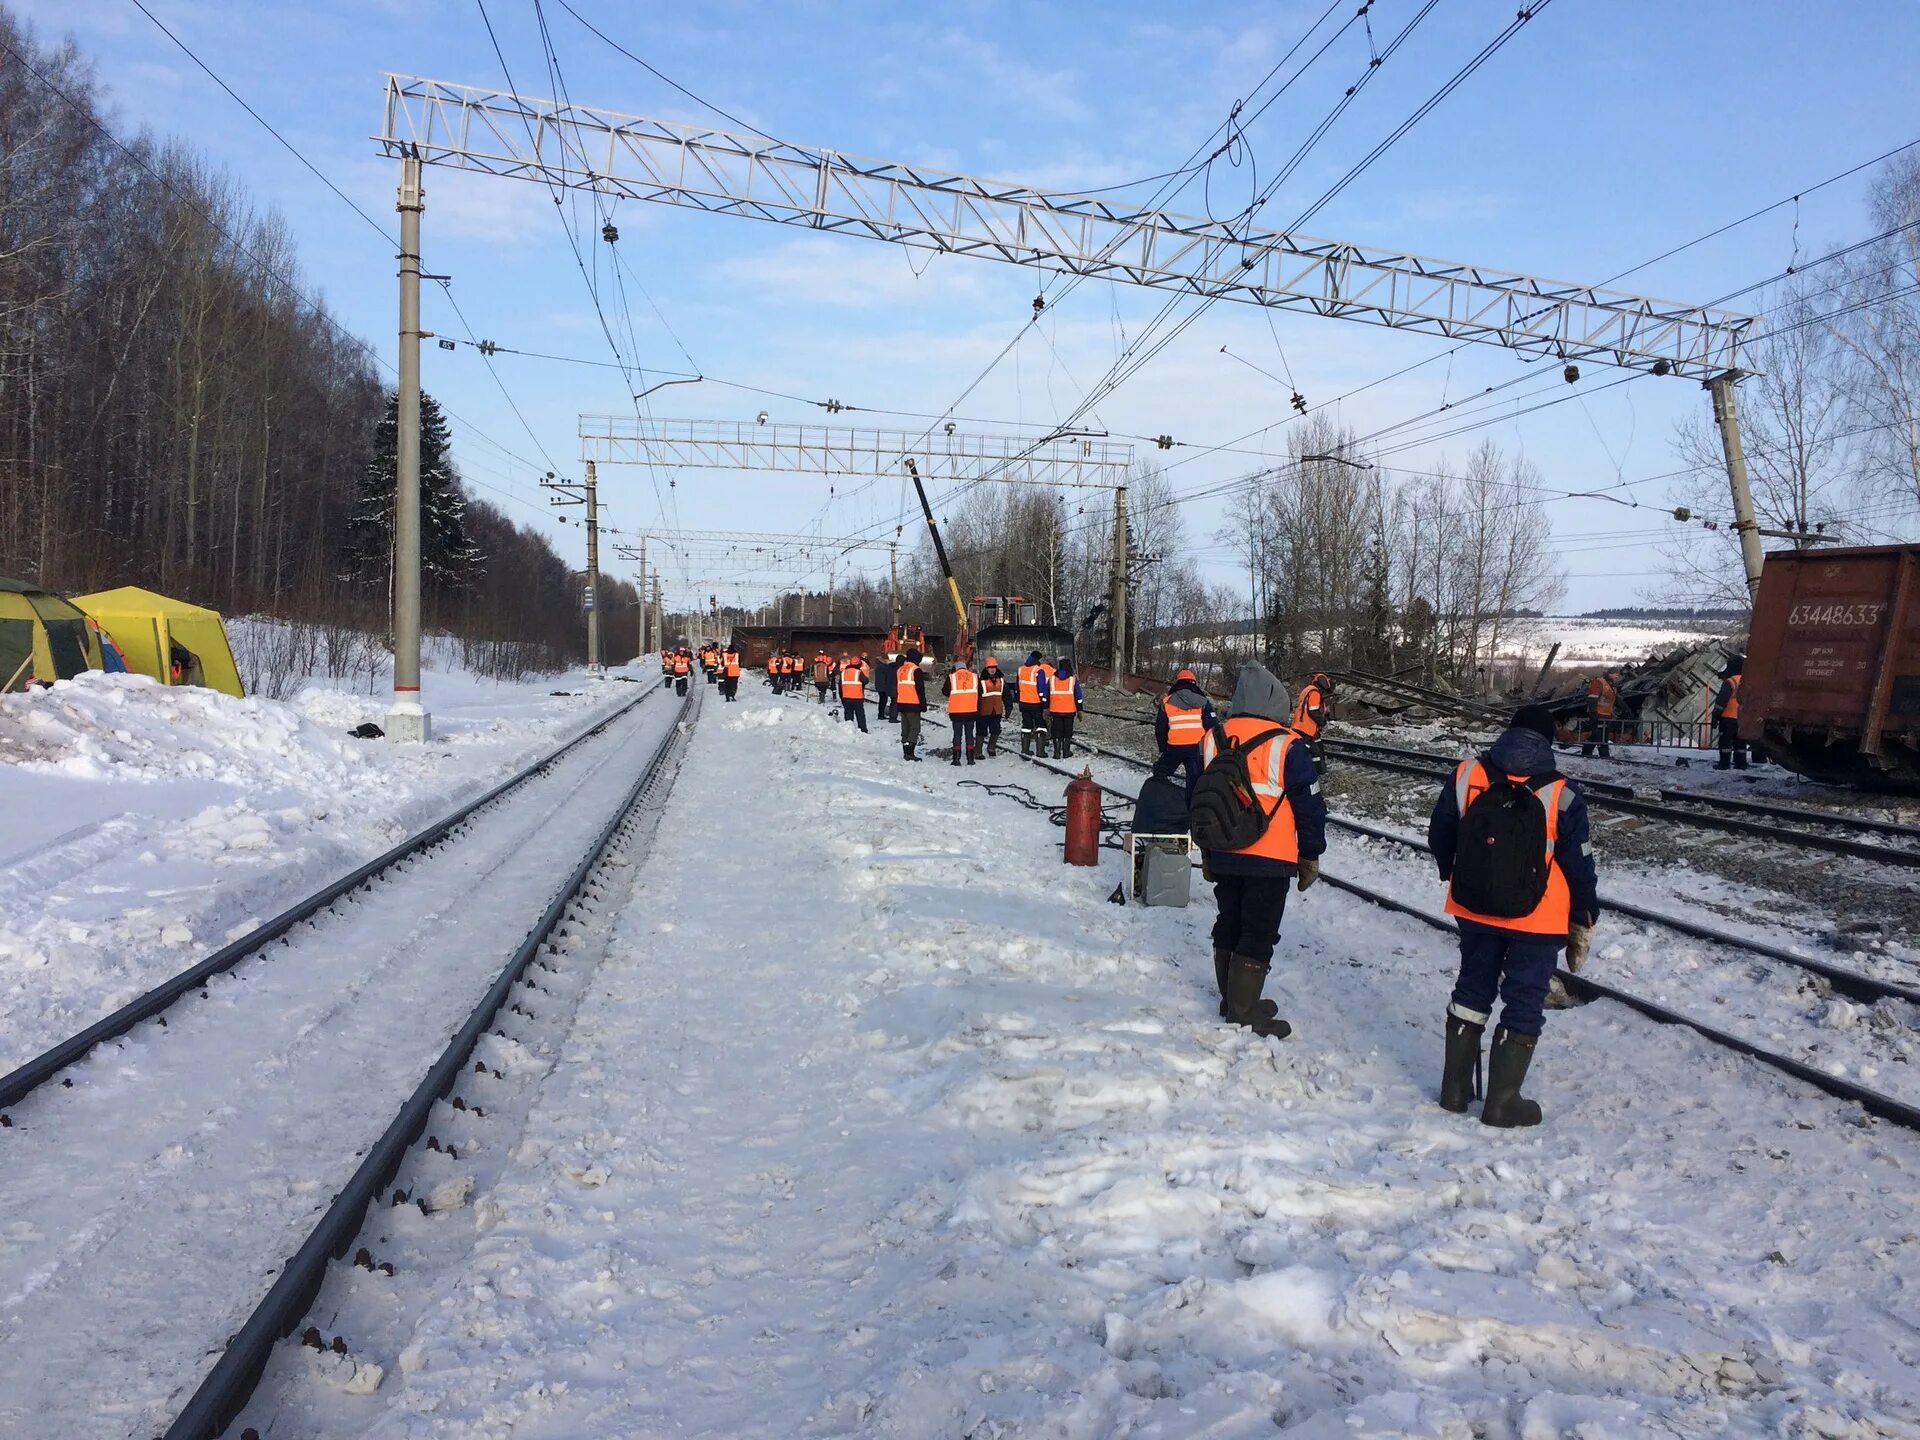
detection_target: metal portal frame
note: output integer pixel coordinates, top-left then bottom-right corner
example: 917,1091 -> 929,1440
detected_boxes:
580,417 -> 1132,488
383,75 -> 1755,380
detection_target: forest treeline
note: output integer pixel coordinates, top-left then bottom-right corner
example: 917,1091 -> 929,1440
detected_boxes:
0,11 -> 608,685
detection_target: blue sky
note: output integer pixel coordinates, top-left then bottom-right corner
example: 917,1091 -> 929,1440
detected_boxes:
19,0 -> 1920,612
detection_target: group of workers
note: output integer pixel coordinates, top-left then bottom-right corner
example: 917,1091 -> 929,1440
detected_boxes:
756,641 -> 1090,766
658,642 -> 743,701
1145,662 -> 1590,1130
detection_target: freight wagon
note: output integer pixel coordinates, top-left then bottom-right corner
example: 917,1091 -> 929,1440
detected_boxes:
1739,544 -> 1920,792
726,624 -> 948,670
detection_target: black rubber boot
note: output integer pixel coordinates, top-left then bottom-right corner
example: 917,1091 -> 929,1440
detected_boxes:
1716,754 -> 1732,770
1224,956 -> 1292,1039
950,746 -> 962,766
1733,754 -> 1749,770
1021,730 -> 1032,756
1580,744 -> 1593,758
1214,947 -> 1277,1019
1481,1027 -> 1542,1128
1440,1012 -> 1485,1114
904,743 -> 916,763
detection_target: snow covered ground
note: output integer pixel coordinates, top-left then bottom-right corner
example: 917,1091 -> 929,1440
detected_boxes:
0,683 -> 686,1438
0,658 -> 647,1074
1505,616 -> 1739,668
231,684 -> 1920,1438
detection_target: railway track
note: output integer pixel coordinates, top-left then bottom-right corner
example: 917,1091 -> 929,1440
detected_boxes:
1077,701 -> 1920,870
0,688 -> 653,1118
968,725 -> 1920,1133
0,684 -> 695,1439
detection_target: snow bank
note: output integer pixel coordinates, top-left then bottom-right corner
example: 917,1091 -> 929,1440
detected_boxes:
0,664 -> 642,1071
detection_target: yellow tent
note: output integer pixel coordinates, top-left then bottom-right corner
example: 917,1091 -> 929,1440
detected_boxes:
1,578 -> 106,691
75,586 -> 245,698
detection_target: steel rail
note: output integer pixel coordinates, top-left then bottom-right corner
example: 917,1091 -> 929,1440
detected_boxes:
990,735 -> 1920,1133
162,685 -> 696,1440
1655,786 -> 1920,842
0,688 -> 657,1119
1314,737 -> 1920,869
1042,733 -> 1920,1007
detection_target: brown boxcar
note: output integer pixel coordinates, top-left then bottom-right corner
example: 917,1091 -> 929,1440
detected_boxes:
727,625 -> 946,670
1740,544 -> 1919,791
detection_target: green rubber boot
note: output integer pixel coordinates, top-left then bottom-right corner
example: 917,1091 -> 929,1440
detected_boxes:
1481,1027 -> 1543,1128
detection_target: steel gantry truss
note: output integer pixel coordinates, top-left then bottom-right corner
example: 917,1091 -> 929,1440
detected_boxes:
368,66 -> 1777,738
625,526 -> 901,629
381,75 -> 1756,381
579,417 -> 1133,488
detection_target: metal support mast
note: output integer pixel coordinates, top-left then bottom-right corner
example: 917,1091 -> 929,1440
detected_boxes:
1109,484 -> 1128,672
1707,373 -> 1766,598
541,467 -> 603,676
387,152 -> 430,742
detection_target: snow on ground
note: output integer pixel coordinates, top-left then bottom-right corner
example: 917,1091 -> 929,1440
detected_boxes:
0,656 -> 647,1074
255,683 -> 1920,1437
1505,616 -> 1739,668
0,687 -> 686,1438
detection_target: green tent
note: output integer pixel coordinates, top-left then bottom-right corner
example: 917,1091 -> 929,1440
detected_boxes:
0,578 -> 105,691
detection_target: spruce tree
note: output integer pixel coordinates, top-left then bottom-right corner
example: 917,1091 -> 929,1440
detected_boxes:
344,390 -> 483,603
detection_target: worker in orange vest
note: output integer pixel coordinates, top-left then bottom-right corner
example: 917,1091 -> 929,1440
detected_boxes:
812,650 -> 834,705
1153,667 -> 1216,800
720,646 -> 742,702
1427,704 -> 1599,1128
1291,672 -> 1332,775
1580,670 -> 1617,759
1015,651 -> 1049,756
1712,654 -> 1747,770
943,657 -> 981,765
1038,657 -> 1081,758
894,649 -> 926,761
660,649 -> 673,690
977,657 -> 1007,757
1193,664 -> 1325,1039
671,646 -> 692,696
839,654 -> 869,732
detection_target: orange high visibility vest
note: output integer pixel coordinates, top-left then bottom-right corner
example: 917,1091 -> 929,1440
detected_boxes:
946,667 -> 979,715
1721,673 -> 1741,720
1291,683 -> 1325,739
1587,676 -> 1616,718
1199,719 -> 1300,864
813,654 -> 832,682
1442,759 -> 1573,936
895,661 -> 922,706
840,663 -> 866,700
979,673 -> 1004,699
723,651 -> 741,677
1016,665 -> 1042,705
1162,694 -> 1206,747
673,654 -> 690,676
1047,673 -> 1077,715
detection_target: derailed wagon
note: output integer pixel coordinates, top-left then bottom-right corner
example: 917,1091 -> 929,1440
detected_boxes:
1740,544 -> 1920,792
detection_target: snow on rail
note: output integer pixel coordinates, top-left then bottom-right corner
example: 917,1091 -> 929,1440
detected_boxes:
243,685 -> 1920,1437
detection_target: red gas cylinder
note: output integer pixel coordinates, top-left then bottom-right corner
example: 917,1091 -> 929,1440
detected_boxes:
1063,768 -> 1102,867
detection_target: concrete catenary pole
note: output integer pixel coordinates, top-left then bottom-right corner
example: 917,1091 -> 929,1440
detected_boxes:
387,152 -> 430,742
584,459 -> 603,677
889,542 -> 900,625
1708,373 -> 1766,600
652,574 -> 663,652
636,538 -> 647,660
1109,483 -> 1129,673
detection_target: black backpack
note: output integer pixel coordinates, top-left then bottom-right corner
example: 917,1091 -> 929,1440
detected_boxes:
1189,725 -> 1289,852
1450,756 -> 1557,918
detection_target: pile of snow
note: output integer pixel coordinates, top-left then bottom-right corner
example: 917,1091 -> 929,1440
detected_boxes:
1505,616 -> 1739,667
0,665 -> 638,1072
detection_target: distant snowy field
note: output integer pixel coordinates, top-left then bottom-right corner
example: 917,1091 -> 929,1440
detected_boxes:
0,636 -> 640,1074
1506,616 -> 1739,667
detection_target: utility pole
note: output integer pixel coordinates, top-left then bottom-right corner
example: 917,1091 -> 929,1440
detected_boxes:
387,151 -> 430,742
652,574 -> 663,652
540,467 -> 602,676
584,459 -> 602,677
827,562 -> 836,626
1708,373 -> 1766,600
1109,483 -> 1128,674
636,537 -> 647,659
889,542 -> 900,626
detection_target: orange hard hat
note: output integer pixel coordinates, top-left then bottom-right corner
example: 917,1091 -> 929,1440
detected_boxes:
1175,668 -> 1197,683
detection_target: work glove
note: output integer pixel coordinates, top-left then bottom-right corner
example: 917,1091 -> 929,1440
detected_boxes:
1296,857 -> 1320,892
1566,922 -> 1595,972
